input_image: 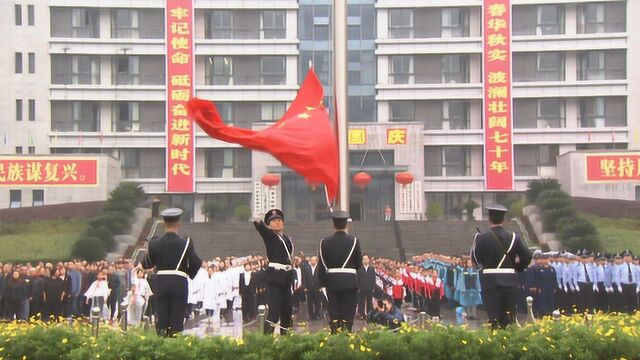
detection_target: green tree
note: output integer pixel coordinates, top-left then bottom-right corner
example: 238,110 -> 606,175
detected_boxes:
201,201 -> 227,222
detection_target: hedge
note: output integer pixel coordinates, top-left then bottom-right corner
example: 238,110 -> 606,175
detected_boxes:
1,313 -> 638,360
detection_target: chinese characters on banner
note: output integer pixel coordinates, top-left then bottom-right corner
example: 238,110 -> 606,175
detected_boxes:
348,129 -> 367,145
0,158 -> 98,186
166,0 -> 195,192
483,0 -> 514,190
387,129 -> 407,145
586,154 -> 640,181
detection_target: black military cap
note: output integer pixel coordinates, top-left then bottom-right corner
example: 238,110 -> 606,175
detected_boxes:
486,204 -> 508,213
622,249 -> 633,257
331,210 -> 351,228
161,208 -> 183,223
614,253 -> 622,259
533,252 -> 543,260
264,208 -> 284,225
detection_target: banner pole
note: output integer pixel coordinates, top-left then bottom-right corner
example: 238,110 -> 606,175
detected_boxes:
333,0 -> 349,212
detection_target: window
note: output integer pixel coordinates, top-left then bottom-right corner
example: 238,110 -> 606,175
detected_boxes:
120,149 -> 164,178
28,53 -> 35,74
71,9 -> 99,38
15,52 -> 22,73
578,51 -> 626,80
578,3 -> 625,34
536,99 -> 564,128
299,5 -> 330,41
32,190 -> 44,206
389,56 -> 413,84
15,146 -> 23,154
207,56 -> 233,85
389,9 -> 413,38
262,11 -> 285,39
71,102 -> 100,131
28,99 -> 35,121
112,9 -> 139,38
261,102 -> 286,122
442,8 -> 469,38
28,146 -> 35,154
27,5 -> 34,26
260,56 -> 285,85
443,101 -> 469,129
205,149 -> 251,178
579,97 -> 626,128
442,55 -> 468,83
15,5 -> 22,26
10,190 -> 21,208
425,146 -> 470,176
390,101 -> 415,122
114,56 -> 140,85
114,102 -> 140,131
16,99 -> 23,121
537,5 -> 564,35
206,10 -> 231,38
515,145 -> 558,175
299,51 -> 331,85
51,55 -> 101,85
348,95 -> 376,122
537,53 -> 563,81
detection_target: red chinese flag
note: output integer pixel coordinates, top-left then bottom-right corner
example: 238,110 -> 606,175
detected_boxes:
187,69 -> 339,201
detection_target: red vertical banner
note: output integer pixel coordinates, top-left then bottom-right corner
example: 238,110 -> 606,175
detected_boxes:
483,0 -> 514,191
166,0 -> 195,192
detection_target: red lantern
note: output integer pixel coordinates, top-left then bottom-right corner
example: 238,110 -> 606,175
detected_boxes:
353,172 -> 372,190
395,172 -> 414,186
261,173 -> 280,187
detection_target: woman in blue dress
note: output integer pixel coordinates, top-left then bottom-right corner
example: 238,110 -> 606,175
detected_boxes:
455,259 -> 482,320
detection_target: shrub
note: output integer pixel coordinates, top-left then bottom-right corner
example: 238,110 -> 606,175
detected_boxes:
508,199 -> 524,217
233,205 -> 252,222
426,202 -> 444,220
541,206 -> 576,232
463,199 -> 479,221
564,235 -> 602,253
201,201 -> 227,222
71,236 -> 107,261
526,178 -> 561,204
556,216 -> 602,252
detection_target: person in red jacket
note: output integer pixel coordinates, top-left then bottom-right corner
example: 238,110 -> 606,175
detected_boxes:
425,267 -> 444,318
390,273 -> 405,308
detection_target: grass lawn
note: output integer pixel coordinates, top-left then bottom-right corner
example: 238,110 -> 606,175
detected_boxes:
0,219 -> 88,263
582,213 -> 640,255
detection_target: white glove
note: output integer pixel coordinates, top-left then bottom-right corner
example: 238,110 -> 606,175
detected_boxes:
606,287 -> 613,293
592,284 -> 598,292
617,286 -> 623,293
563,286 -> 568,293
636,287 -> 639,294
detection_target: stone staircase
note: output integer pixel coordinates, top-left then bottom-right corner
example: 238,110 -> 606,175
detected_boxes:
399,220 -> 523,259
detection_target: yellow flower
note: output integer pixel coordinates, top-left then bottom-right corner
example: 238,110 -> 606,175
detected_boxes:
604,329 -> 615,337
523,346 -> 528,351
319,342 -> 324,348
360,345 -> 366,352
139,335 -> 145,340
461,340 -> 467,345
349,344 -> 355,350
22,356 -> 27,360
62,338 -> 68,344
236,339 -> 243,346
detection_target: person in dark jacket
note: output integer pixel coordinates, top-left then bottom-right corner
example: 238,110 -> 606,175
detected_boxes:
43,268 -> 65,321
367,296 -> 404,329
29,268 -> 46,319
470,204 -> 532,329
318,210 -> 363,334
302,256 -> 323,320
6,270 -> 28,321
239,263 -> 257,322
253,209 -> 296,335
357,254 -> 376,319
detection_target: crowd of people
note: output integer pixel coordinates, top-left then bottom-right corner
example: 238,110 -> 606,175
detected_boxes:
0,248 -> 637,327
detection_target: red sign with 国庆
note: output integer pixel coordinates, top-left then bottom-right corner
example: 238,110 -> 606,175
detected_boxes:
166,0 -> 195,192
483,0 -> 514,191
0,158 -> 98,186
586,154 -> 640,182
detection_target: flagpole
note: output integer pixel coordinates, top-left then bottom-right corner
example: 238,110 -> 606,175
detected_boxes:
333,0 -> 349,212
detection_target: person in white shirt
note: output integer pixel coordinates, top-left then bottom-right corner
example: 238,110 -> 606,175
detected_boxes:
84,270 -> 111,321
131,269 -> 153,322
122,284 -> 145,326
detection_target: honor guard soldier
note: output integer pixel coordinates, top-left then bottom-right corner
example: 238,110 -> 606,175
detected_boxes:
318,210 -> 363,334
254,209 -> 295,335
141,208 -> 203,337
470,204 -> 532,329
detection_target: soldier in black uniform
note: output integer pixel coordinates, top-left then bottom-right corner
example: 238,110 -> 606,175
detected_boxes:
470,204 -> 532,329
318,210 -> 363,334
254,209 -> 295,335
141,208 -> 202,337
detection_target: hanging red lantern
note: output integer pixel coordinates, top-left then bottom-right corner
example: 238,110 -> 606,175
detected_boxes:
304,177 -> 321,192
261,173 -> 280,187
395,172 -> 414,186
353,172 -> 372,190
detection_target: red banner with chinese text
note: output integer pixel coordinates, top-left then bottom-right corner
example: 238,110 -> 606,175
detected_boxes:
0,158 -> 98,186
166,0 -> 195,192
586,154 -> 640,182
483,0 -> 514,190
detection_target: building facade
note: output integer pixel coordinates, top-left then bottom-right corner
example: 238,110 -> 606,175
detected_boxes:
0,0 -> 636,222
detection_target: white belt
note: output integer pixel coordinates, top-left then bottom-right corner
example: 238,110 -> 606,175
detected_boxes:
483,268 -> 515,274
157,270 -> 189,279
268,263 -> 292,271
327,268 -> 357,274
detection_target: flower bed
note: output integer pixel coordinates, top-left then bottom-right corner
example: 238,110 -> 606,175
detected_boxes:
1,313 -> 638,360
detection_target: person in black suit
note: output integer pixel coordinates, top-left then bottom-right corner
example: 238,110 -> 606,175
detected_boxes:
357,254 -> 376,319
303,256 -> 323,320
254,209 -> 295,335
141,208 -> 203,337
470,204 -> 532,329
318,210 -> 363,334
239,263 -> 257,323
